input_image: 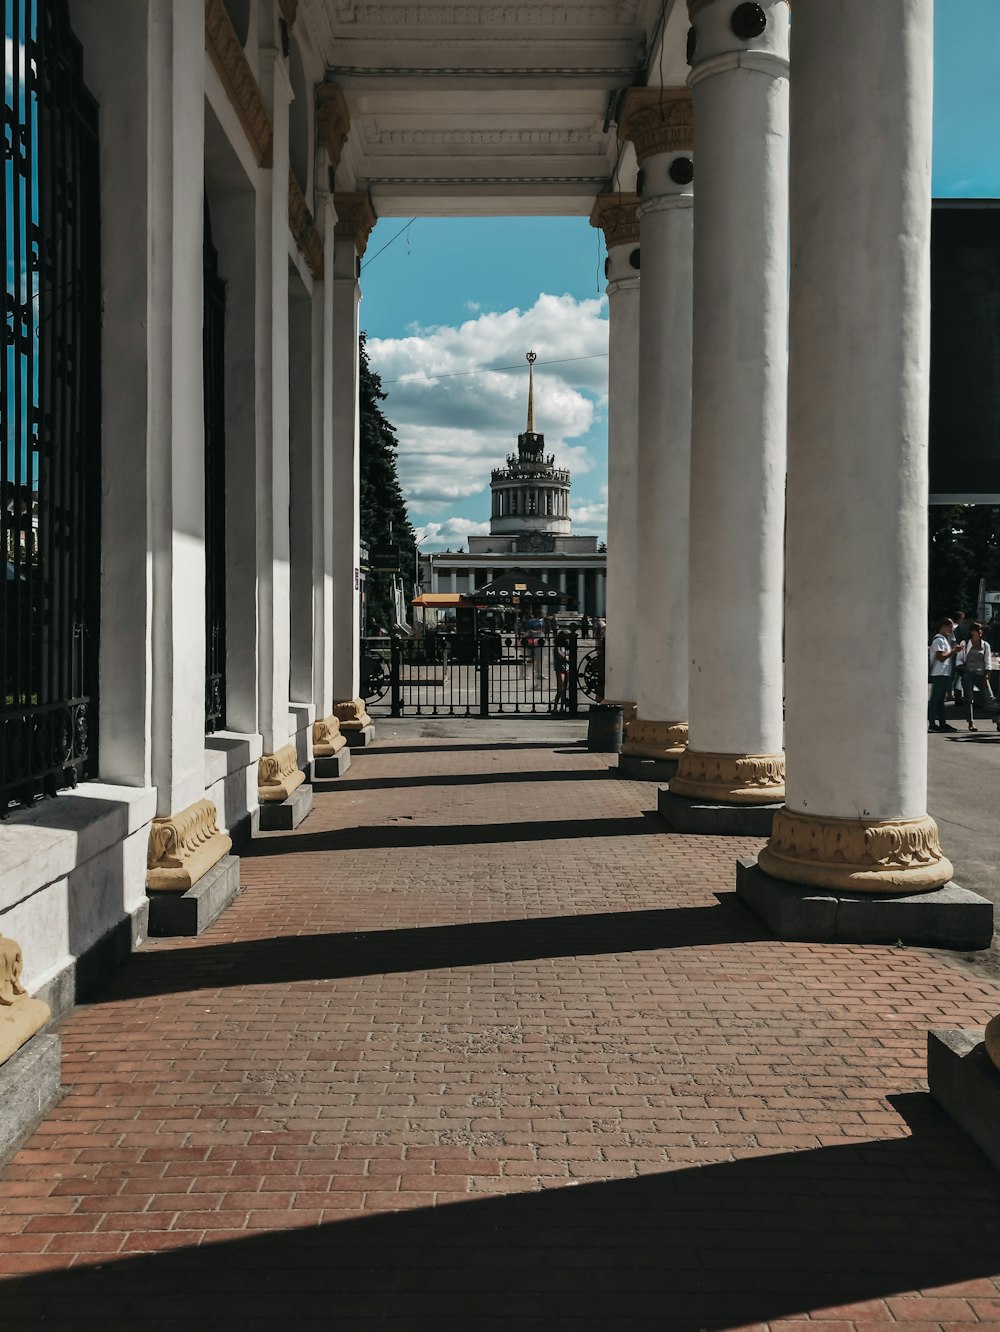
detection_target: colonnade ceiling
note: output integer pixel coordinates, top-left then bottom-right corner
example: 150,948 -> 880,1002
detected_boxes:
303,0 -> 689,215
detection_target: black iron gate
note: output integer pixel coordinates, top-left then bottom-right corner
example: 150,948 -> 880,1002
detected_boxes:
2,0 -> 101,810
203,202 -> 226,732
361,632 -> 604,718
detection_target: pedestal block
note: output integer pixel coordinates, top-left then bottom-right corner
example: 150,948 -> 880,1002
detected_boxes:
258,783 -> 314,831
344,725 -> 375,749
315,748 -> 352,778
147,855 -> 242,937
660,790 -> 779,837
737,856 -> 993,950
0,1034 -> 62,1165
928,1029 -> 1000,1173
617,754 -> 679,783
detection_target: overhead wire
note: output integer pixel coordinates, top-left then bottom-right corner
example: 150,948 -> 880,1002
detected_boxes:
361,217 -> 417,270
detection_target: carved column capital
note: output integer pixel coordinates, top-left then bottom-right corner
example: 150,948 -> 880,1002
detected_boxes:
313,715 -> 347,757
259,744 -> 306,803
334,192 -> 377,258
334,698 -> 372,732
618,88 -> 693,163
672,749 -> 785,804
758,809 -> 953,894
318,84 -> 351,171
589,193 -> 641,248
622,718 -> 688,760
205,0 -> 273,167
279,0 -> 298,28
289,172 -> 324,279
0,935 -> 51,1066
147,799 -> 232,892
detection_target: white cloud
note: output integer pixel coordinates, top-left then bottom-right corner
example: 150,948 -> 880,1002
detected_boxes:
414,517 -> 490,546
369,293 -> 608,524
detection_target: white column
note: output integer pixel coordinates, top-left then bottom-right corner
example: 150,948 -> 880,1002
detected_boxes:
758,0 -> 952,892
559,570 -> 567,596
672,0 -> 789,806
596,571 -> 606,617
331,194 -> 376,731
619,90 -> 694,766
590,195 -> 640,712
312,191 -> 336,720
450,569 -> 458,593
577,571 -> 586,612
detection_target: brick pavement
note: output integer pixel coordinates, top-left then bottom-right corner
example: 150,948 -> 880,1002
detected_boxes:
3,731 -> 1000,1329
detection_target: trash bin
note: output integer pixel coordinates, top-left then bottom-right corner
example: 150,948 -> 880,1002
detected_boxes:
587,703 -> 623,753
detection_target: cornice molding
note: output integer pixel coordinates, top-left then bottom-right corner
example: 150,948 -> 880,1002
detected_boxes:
618,88 -> 692,162
317,83 -> 351,170
334,192 -> 378,257
205,0 -> 274,167
589,192 -> 640,247
333,3 -> 639,24
289,172 -> 325,280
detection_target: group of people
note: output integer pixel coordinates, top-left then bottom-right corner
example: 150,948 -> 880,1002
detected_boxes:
928,610 -> 999,733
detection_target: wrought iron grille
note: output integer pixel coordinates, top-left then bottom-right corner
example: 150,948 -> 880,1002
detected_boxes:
203,202 -> 226,732
2,0 -> 101,811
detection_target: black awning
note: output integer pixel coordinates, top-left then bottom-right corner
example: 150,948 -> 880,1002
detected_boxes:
464,569 -> 566,605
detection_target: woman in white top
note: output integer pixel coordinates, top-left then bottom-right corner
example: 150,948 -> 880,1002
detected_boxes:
928,618 -> 960,733
956,622 -> 995,731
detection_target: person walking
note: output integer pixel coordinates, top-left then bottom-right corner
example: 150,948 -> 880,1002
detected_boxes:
520,610 -> 545,683
928,617 -> 960,733
551,630 -> 571,712
956,622 -> 994,731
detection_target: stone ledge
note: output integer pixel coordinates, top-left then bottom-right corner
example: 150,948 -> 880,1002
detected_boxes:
314,748 -> 352,779
0,1034 -> 63,1165
147,855 -> 241,938
258,784 -> 314,832
928,1029 -> 1000,1172
344,725 -> 375,749
658,790 -> 780,837
736,856 -> 994,950
617,753 -> 679,783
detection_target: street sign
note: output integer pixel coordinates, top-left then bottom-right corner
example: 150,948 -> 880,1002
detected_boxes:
369,544 -> 401,572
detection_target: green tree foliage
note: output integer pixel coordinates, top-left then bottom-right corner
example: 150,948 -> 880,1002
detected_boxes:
359,332 -> 415,630
928,505 -> 1000,625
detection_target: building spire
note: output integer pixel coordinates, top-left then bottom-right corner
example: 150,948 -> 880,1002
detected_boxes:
526,350 -> 537,433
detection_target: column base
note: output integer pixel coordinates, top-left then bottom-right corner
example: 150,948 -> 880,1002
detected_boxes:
619,719 -> 687,779
313,714 -> 348,758
258,743 -> 307,804
670,749 -> 785,805
736,855 -> 992,949
147,854 -> 241,937
146,798 -> 233,891
658,788 -> 780,837
258,784 -> 314,832
334,698 -> 373,732
314,748 -> 352,778
928,1030 -> 1000,1174
618,754 -> 679,782
345,725 -> 375,748
0,1033 -> 62,1166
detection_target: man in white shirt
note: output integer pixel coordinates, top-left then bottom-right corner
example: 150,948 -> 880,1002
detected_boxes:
929,618 -> 960,733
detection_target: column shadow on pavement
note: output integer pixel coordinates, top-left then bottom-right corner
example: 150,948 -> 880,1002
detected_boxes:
312,769 -> 615,794
89,901 -> 768,1003
4,1095 -> 1000,1329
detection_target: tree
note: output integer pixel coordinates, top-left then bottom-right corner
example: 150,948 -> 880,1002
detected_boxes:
359,333 -> 416,630
928,504 -> 1000,624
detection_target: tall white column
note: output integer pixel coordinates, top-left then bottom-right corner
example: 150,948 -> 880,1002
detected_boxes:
577,571 -> 586,613
671,0 -> 790,807
590,194 -> 640,716
618,89 -> 694,772
758,0 -> 952,892
312,189 -> 336,721
331,193 -> 376,735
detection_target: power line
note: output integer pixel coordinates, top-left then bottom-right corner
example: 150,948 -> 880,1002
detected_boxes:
361,217 -> 417,270
381,352 -> 608,387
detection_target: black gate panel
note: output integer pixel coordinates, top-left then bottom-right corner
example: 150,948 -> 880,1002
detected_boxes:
203,202 -> 226,732
2,0 -> 101,810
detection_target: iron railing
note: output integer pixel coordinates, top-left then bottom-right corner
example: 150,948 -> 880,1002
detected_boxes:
2,0 -> 101,810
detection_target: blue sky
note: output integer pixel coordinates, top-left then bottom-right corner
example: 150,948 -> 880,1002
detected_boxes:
360,0 -> 1000,552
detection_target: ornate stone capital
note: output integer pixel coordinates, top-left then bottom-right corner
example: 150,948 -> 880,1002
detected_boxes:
0,936 -> 49,1067
671,750 -> 785,804
622,718 -> 688,760
318,84 -> 351,171
289,172 -> 324,279
259,744 -> 306,803
588,193 -> 640,248
147,799 -> 232,892
205,0 -> 273,167
278,0 -> 298,27
985,1015 -> 1000,1073
313,715 -> 347,757
334,193 -> 377,258
758,809 -> 953,895
334,698 -> 373,732
618,88 -> 693,163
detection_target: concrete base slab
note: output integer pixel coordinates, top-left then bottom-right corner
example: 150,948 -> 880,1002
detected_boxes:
658,789 -> 780,837
928,1029 -> 1000,1171
344,725 -> 375,749
617,753 -> 679,782
736,856 -> 994,950
0,1034 -> 63,1164
314,748 -> 352,779
258,784 -> 314,831
147,855 -> 242,938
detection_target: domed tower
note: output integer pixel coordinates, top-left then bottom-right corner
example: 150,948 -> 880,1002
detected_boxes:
489,352 -> 572,544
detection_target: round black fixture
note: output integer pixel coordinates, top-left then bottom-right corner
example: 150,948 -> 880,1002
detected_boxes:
731,3 -> 767,39
629,248 -> 640,271
686,25 -> 697,64
604,257 -> 610,279
669,157 -> 694,185
636,167 -> 645,197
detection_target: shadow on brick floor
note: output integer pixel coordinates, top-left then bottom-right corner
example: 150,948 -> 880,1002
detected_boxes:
87,900 -> 769,1004
313,769 -> 615,794
3,1096 -> 999,1330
